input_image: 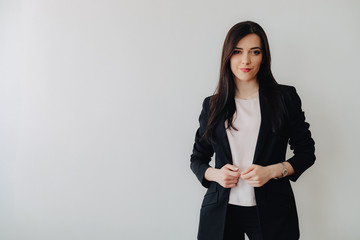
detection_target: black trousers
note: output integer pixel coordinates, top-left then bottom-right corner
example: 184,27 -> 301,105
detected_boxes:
223,204 -> 262,240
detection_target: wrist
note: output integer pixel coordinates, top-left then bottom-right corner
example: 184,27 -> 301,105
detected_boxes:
274,162 -> 288,179
269,163 -> 284,179
204,167 -> 218,182
273,163 -> 282,179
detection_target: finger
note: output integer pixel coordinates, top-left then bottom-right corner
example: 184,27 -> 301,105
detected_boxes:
226,169 -> 241,178
224,165 -> 240,178
241,165 -> 256,175
225,164 -> 239,172
225,183 -> 238,188
224,177 -> 239,184
241,170 -> 255,180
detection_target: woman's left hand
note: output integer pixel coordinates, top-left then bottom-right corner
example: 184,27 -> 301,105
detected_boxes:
240,164 -> 273,187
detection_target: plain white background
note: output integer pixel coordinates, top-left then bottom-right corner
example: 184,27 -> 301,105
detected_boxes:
1,0 -> 360,239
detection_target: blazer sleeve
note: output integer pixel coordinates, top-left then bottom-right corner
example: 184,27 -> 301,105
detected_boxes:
285,87 -> 316,182
190,97 -> 214,188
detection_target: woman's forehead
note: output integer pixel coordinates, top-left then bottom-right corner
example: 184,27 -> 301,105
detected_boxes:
235,34 -> 262,48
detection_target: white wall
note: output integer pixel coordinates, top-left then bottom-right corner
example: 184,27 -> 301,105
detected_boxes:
1,0 -> 359,239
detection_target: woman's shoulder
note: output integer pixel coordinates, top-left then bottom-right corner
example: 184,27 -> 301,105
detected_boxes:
203,95 -> 212,102
201,94 -> 217,108
275,84 -> 303,109
276,84 -> 300,100
277,84 -> 296,93
203,93 -> 218,101
199,95 -> 212,115
262,83 -> 298,101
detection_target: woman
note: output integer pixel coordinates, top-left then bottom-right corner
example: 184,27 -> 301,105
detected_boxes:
190,21 -> 315,240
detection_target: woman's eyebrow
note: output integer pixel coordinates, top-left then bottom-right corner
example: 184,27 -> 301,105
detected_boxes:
234,47 -> 262,50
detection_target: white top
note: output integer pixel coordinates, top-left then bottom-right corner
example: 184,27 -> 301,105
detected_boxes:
225,97 -> 261,206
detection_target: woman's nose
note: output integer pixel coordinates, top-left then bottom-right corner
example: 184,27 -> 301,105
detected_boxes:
241,54 -> 251,64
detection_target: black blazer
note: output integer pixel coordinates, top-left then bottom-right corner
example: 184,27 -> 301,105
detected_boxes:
190,84 -> 315,240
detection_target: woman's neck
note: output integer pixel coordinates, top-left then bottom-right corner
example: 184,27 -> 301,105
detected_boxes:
235,80 -> 259,99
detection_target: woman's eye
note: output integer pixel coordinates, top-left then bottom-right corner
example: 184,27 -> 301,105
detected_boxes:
250,50 -> 261,55
233,50 -> 241,55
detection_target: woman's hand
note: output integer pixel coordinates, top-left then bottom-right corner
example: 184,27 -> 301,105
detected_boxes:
205,164 -> 241,188
240,164 -> 273,187
241,162 -> 295,187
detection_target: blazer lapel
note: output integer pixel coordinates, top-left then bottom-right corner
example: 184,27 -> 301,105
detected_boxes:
216,113 -> 233,164
253,87 -> 271,164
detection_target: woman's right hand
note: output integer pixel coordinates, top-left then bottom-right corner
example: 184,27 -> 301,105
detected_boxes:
204,164 -> 241,188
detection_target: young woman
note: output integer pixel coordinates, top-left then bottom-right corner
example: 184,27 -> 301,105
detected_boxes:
190,21 -> 315,240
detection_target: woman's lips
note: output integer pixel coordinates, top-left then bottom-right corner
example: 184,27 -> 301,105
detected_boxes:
240,68 -> 252,73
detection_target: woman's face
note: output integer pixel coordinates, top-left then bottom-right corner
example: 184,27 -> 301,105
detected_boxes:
230,33 -> 263,84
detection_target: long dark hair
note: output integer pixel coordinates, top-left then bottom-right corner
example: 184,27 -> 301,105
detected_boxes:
203,21 -> 285,143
